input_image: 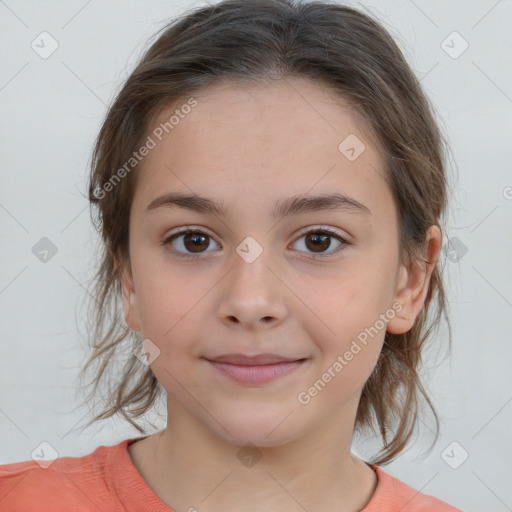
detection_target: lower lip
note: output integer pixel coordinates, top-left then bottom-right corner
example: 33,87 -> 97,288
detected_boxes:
205,359 -> 306,384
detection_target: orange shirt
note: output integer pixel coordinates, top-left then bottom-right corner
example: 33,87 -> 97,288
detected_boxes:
0,437 -> 462,511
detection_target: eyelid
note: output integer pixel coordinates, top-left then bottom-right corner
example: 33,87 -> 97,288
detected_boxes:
290,225 -> 349,257
166,225 -> 216,238
294,224 -> 348,239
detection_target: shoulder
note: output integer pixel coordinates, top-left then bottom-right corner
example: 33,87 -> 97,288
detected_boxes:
364,464 -> 463,512
0,438 -> 131,512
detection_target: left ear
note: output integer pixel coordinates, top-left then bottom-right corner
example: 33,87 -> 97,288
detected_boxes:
387,225 -> 442,335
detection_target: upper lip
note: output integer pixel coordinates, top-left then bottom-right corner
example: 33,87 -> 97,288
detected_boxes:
205,354 -> 305,365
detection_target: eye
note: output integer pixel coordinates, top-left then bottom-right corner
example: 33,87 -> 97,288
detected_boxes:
162,225 -> 349,260
162,227 -> 220,259
290,226 -> 348,257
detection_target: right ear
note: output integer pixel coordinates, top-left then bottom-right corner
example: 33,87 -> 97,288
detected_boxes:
114,254 -> 142,331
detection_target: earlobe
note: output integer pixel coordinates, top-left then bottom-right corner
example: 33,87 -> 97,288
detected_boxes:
386,225 -> 442,335
115,255 -> 142,332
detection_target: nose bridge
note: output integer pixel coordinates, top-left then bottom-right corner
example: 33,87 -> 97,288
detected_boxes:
218,237 -> 287,327
228,239 -> 276,299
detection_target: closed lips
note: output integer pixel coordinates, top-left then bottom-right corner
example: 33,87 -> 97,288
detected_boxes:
204,354 -> 308,384
205,354 -> 307,365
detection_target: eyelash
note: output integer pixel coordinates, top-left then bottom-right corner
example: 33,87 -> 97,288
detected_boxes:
161,226 -> 349,260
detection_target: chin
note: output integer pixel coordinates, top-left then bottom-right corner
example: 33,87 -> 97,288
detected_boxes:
208,409 -> 303,449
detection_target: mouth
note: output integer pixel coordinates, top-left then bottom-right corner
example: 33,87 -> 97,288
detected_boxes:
203,354 -> 308,384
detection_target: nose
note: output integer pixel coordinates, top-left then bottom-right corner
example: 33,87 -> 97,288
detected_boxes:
217,249 -> 288,330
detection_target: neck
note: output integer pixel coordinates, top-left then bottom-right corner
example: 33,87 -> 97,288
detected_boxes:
129,396 -> 377,512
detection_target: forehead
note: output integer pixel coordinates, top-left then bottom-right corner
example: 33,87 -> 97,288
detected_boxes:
133,78 -> 392,219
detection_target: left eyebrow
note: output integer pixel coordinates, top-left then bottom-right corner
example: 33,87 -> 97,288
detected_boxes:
145,192 -> 372,218
272,192 -> 372,218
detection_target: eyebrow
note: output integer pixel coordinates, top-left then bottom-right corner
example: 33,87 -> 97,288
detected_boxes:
145,191 -> 372,218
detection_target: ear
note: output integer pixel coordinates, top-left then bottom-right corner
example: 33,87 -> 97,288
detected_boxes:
114,254 -> 142,331
386,225 -> 442,335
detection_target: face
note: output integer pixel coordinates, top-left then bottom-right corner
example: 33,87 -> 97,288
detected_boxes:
119,77 -> 439,448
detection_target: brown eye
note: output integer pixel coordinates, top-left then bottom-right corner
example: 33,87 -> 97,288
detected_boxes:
182,232 -> 209,253
305,233 -> 332,253
163,229 -> 220,258
291,228 -> 348,257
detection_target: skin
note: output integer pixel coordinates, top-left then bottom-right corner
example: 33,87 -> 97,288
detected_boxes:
117,77 -> 441,512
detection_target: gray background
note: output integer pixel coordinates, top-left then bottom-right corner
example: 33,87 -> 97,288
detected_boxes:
1,1 -> 511,510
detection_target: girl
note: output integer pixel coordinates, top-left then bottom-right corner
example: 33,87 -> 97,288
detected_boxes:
0,0 -> 462,510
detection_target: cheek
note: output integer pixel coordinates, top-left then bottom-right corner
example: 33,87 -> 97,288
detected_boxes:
133,261 -> 220,367
305,288 -> 386,402
294,255 -> 394,381
301,258 -> 394,334
132,259 -> 193,338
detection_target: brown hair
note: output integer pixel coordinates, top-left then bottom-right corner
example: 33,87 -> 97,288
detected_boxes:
79,0 -> 452,465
